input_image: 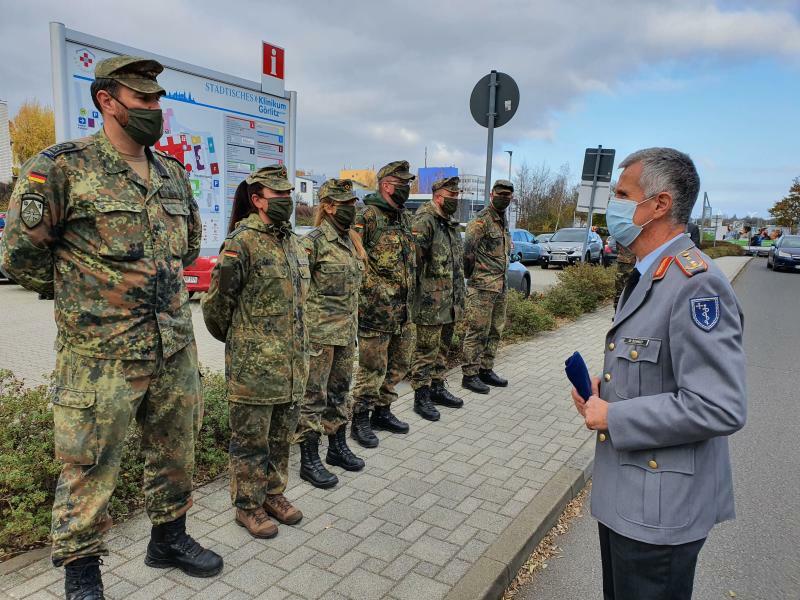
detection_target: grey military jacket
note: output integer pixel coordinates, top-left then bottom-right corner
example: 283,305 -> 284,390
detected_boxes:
591,235 -> 747,545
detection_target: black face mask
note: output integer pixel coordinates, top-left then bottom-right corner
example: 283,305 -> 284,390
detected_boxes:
390,183 -> 410,208
492,195 -> 512,211
331,205 -> 356,231
111,95 -> 163,147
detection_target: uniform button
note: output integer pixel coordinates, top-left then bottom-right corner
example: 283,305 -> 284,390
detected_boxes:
608,342 -> 615,351
630,350 -> 639,360
648,460 -> 658,469
598,433 -> 607,442
604,373 -> 612,382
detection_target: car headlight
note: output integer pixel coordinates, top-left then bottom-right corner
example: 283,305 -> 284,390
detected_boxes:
778,250 -> 792,258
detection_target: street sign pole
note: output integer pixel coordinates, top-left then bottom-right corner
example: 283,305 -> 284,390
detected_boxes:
581,145 -> 602,263
483,71 -> 498,206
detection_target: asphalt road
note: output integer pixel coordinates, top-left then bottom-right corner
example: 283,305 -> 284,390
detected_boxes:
516,258 -> 800,600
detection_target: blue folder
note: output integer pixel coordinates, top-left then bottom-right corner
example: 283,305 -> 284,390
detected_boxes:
564,351 -> 593,401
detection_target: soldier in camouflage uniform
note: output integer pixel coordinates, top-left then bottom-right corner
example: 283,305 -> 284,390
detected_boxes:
0,56 -> 222,598
409,176 -> 466,421
461,180 -> 514,394
294,179 -> 366,488
350,160 -> 417,448
614,244 -> 637,310
202,164 -> 310,539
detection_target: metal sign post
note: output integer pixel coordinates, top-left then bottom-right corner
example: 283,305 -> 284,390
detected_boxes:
470,71 -> 519,206
579,146 -> 615,262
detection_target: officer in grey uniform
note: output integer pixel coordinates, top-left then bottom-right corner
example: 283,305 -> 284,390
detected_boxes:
572,148 -> 746,600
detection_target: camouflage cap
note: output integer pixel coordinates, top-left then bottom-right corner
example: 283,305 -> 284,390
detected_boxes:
319,178 -> 357,202
377,160 -> 415,182
492,179 -> 514,194
432,176 -> 461,194
246,164 -> 295,191
94,55 -> 165,95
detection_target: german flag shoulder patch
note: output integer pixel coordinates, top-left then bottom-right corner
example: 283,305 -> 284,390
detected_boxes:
27,171 -> 48,184
675,249 -> 708,277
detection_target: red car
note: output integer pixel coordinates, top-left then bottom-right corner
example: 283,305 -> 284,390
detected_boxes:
183,250 -> 218,297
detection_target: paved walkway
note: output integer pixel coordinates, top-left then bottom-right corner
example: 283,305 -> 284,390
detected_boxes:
0,256 -> 752,600
1,304 -> 613,600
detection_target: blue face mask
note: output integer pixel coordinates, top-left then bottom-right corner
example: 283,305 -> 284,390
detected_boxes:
606,195 -> 655,248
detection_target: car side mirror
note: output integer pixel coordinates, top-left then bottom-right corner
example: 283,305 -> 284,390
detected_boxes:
509,254 -> 519,263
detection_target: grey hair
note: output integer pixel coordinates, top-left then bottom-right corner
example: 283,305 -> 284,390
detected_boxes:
619,148 -> 700,225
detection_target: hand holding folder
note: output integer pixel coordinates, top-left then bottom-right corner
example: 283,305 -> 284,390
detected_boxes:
564,351 -> 593,401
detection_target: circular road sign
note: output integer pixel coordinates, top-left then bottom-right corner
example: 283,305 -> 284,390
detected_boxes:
470,71 -> 520,129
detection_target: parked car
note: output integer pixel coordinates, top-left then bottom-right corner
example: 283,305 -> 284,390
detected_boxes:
507,258 -> 531,298
540,227 -> 602,268
509,228 -> 542,264
602,235 -> 618,267
767,234 -> 800,271
183,249 -> 219,297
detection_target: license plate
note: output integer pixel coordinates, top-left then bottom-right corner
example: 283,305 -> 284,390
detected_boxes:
551,254 -> 567,262
184,276 -> 198,284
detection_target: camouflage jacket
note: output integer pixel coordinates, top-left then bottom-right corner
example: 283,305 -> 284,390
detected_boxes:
617,244 -> 636,264
354,194 -> 416,333
463,206 -> 510,292
0,130 -> 201,360
302,218 -> 364,346
201,214 -> 310,405
411,201 -> 465,325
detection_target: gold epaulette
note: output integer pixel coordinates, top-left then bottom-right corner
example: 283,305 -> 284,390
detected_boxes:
675,249 -> 708,277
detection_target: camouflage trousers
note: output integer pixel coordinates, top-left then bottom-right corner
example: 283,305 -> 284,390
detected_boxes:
50,342 -> 202,566
461,288 -> 507,377
295,342 -> 355,442
614,260 -> 636,311
409,322 -> 455,389
229,400 -> 300,510
352,324 -> 414,413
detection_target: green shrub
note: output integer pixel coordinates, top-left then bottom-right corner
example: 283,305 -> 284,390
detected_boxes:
503,291 -> 556,340
700,241 -> 746,259
0,368 -> 230,558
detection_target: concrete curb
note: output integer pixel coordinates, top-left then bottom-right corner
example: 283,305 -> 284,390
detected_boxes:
0,547 -> 50,577
729,256 -> 753,284
445,435 -> 596,600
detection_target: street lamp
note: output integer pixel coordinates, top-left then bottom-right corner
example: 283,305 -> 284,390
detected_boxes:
504,150 -> 513,181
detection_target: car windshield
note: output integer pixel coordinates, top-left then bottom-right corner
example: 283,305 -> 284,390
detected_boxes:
781,236 -> 800,248
550,229 -> 585,243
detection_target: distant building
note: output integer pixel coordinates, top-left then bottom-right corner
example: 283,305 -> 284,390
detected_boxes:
0,100 -> 12,183
417,166 -> 458,193
340,168 -> 377,189
460,174 -> 486,218
294,172 -> 326,205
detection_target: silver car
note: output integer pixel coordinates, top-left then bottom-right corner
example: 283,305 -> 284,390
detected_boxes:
540,227 -> 603,268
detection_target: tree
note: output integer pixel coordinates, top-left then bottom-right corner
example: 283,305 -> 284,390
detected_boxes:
769,177 -> 800,231
512,160 -> 578,232
9,100 -> 55,167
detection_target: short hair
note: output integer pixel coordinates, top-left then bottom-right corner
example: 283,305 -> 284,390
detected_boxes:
90,78 -> 122,112
619,147 -> 700,225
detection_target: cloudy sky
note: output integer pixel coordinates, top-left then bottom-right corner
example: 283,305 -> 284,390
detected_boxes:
2,0 -> 799,217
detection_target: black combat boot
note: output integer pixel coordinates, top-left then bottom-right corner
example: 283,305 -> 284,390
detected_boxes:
430,380 -> 464,408
413,386 -> 440,421
326,425 -> 366,471
351,410 -> 379,448
299,434 -> 339,488
145,514 -> 223,577
461,374 -> 490,394
64,556 -> 104,600
371,405 -> 410,433
479,368 -> 508,387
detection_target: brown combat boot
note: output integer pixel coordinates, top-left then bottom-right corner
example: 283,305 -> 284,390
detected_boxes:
263,494 -> 303,525
235,507 -> 278,539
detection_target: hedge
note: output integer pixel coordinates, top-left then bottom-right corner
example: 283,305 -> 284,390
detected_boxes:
1,262 -> 616,560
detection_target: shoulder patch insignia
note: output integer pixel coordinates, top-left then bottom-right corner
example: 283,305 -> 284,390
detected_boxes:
223,250 -> 239,259
27,171 -> 48,184
675,249 -> 708,277
690,296 -> 720,331
653,256 -> 674,280
20,193 -> 45,228
40,142 -> 78,160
